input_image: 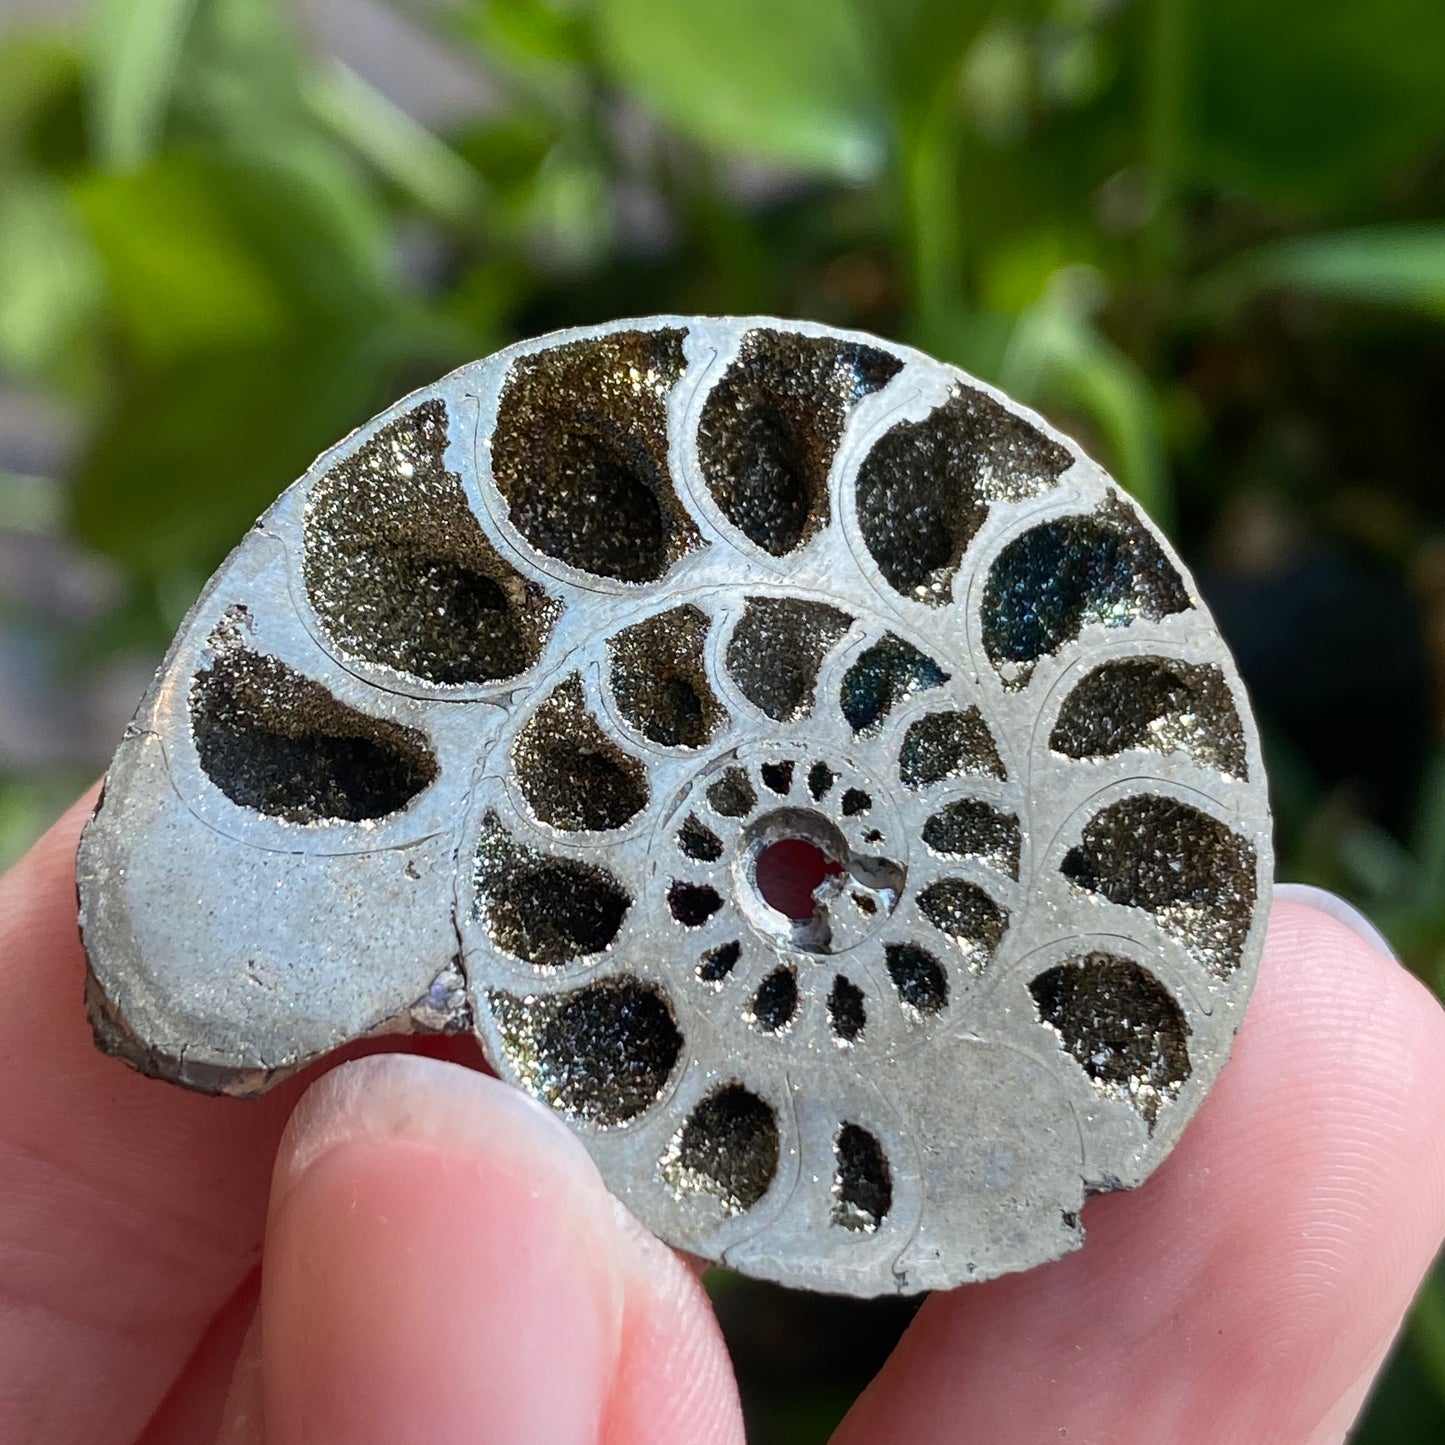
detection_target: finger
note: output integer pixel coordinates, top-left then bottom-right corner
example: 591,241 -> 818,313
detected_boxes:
832,897 -> 1445,1445
0,794 -> 479,1442
138,1273 -> 260,1445
0,791 -> 298,1442
215,1054 -> 744,1445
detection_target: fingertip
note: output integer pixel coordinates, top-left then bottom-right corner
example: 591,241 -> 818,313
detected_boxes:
1265,890 -> 1445,1048
254,1056 -> 743,1445
601,1212 -> 746,1445
1239,894 -> 1445,1186
258,1056 -> 623,1445
1272,882 -> 1401,963
1248,892 -> 1445,1249
270,1051 -> 600,1208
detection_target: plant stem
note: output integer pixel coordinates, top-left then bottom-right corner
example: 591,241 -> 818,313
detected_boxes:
1142,0 -> 1186,283
902,88 -> 965,343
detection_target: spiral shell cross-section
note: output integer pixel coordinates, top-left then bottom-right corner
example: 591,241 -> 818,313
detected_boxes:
77,317 -> 1271,1295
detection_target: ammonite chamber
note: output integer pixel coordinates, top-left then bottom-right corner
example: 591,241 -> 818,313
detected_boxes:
77,317 -> 1272,1296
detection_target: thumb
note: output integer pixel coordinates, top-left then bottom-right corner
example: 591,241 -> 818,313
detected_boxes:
216,1054 -> 743,1445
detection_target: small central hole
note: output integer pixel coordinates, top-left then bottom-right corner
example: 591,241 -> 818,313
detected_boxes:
755,838 -> 842,921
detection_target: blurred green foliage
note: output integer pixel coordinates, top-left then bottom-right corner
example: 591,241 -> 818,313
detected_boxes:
1,0 -> 1444,1437
1,0 -> 1439,583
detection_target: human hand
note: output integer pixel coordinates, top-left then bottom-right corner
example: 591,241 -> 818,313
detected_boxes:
3,790 -> 1443,1444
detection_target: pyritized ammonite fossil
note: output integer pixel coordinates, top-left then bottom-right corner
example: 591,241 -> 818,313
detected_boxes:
77,317 -> 1272,1296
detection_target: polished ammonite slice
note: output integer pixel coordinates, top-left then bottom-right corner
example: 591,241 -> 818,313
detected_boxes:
77,317 -> 1272,1296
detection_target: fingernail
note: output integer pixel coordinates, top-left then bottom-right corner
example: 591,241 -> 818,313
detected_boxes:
261,1055 -> 625,1445
1274,883 -> 1399,963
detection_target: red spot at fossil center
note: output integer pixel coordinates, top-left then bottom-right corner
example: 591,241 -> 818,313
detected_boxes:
755,838 -> 842,920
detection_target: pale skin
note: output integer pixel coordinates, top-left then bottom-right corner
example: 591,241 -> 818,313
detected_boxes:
2,789 -> 1444,1444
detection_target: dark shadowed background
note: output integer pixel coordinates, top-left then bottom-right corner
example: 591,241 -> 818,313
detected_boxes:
1,0 -> 1443,1437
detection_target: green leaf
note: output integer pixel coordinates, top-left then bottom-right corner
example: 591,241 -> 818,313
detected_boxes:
0,33 -> 86,172
71,154 -> 291,362
455,113 -> 556,197
1193,0 -> 1445,201
212,131 -> 390,309
0,176 -> 104,379
522,144 -> 614,272
999,291 -> 1173,528
71,134 -> 395,361
303,59 -> 490,231
89,0 -> 202,169
69,320 -> 399,575
172,0 -> 311,139
858,0 -> 995,124
1198,226 -> 1445,320
854,0 -> 998,328
486,0 -> 592,67
595,0 -> 885,178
